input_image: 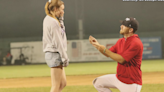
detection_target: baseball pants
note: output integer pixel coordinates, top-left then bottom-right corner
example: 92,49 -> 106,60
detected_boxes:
93,74 -> 142,92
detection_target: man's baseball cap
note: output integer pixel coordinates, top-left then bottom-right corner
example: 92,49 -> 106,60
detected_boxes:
120,17 -> 139,32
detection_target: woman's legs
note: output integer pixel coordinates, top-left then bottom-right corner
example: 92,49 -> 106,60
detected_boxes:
45,52 -> 67,92
59,68 -> 67,92
50,65 -> 64,92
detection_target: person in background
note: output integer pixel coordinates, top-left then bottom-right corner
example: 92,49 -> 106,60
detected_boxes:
6,51 -> 13,65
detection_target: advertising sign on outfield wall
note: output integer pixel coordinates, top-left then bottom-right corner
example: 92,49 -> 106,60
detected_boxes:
10,37 -> 162,64
141,37 -> 162,59
67,39 -> 119,62
10,38 -> 119,63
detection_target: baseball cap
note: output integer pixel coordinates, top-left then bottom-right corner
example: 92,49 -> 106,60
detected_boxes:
120,17 -> 139,32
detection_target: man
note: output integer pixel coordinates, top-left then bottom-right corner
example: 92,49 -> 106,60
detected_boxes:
89,17 -> 143,92
6,51 -> 13,65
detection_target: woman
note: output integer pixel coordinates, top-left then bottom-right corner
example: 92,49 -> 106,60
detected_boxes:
43,0 -> 69,92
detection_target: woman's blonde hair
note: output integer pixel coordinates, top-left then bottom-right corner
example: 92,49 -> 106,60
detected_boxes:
45,0 -> 64,16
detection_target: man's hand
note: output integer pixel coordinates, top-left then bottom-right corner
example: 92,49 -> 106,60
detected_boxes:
89,36 -> 126,64
89,35 -> 100,50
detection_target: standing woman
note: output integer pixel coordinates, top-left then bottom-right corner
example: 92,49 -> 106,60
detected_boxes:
43,0 -> 69,92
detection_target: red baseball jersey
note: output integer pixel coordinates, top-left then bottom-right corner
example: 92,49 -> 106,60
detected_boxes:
109,34 -> 143,85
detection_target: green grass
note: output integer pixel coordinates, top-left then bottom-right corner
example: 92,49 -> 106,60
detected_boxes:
0,60 -> 164,92
141,59 -> 164,72
0,65 -> 50,79
0,59 -> 164,78
0,84 -> 164,92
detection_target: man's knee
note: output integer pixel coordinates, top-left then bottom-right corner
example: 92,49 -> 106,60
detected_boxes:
93,78 -> 101,88
93,78 -> 112,92
93,78 -> 97,85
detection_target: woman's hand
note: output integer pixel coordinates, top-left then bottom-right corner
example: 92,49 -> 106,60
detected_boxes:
60,11 -> 64,17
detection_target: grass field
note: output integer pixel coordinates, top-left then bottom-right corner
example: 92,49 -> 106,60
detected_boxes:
0,59 -> 164,78
0,84 -> 164,92
0,59 -> 164,92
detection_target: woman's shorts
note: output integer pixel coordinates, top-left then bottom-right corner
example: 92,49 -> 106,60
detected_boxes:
45,52 -> 63,68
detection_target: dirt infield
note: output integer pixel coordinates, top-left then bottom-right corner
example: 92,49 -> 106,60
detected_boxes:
0,72 -> 164,88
